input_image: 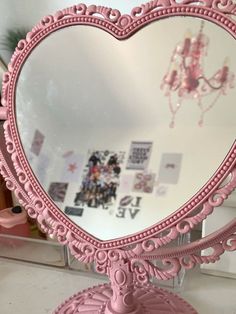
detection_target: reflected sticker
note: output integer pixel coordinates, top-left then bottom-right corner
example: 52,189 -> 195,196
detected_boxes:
48,182 -> 68,203
74,150 -> 125,209
156,185 -> 168,197
126,141 -> 152,170
30,129 -> 45,156
116,195 -> 142,219
132,172 -> 156,193
61,153 -> 84,183
64,206 -> 83,217
35,153 -> 50,185
158,153 -> 182,184
62,150 -> 74,158
119,174 -> 134,194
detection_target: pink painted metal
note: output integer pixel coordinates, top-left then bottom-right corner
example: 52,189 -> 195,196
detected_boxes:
0,107 -> 7,120
53,219 -> 236,313
0,1 -> 236,313
54,283 -> 197,314
0,207 -> 27,228
106,260 -> 141,314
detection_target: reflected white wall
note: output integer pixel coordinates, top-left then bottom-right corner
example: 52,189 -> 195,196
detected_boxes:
0,0 -> 146,63
15,18 -> 236,240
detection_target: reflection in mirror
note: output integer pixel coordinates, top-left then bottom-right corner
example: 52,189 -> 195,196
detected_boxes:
16,17 -> 236,240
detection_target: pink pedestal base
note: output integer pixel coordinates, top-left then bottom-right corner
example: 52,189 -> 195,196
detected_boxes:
54,283 -> 197,314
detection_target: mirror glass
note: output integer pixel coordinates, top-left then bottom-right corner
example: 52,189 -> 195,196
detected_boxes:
16,17 -> 236,240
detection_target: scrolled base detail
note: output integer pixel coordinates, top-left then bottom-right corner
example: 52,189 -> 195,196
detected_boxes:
54,283 -> 197,314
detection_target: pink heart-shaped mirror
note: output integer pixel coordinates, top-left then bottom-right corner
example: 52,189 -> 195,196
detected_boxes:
8,14 -> 235,242
1,3 -> 236,313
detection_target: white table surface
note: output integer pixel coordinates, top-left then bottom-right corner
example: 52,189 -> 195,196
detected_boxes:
0,259 -> 235,314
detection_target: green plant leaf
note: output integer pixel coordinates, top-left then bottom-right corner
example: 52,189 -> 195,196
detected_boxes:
1,28 -> 28,53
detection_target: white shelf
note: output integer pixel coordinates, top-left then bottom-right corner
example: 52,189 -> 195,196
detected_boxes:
0,259 -> 235,314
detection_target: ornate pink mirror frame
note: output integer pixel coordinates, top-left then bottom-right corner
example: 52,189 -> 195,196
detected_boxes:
1,1 -> 236,313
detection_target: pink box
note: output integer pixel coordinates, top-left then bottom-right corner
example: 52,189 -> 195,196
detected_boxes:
0,206 -> 30,238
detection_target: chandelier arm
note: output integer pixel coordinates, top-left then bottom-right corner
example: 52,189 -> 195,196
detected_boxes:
198,75 -> 224,90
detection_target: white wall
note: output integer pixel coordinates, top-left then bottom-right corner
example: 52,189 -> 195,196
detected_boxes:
0,0 -> 145,63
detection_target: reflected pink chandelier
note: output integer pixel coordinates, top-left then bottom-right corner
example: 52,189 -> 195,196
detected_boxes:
161,21 -> 235,128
